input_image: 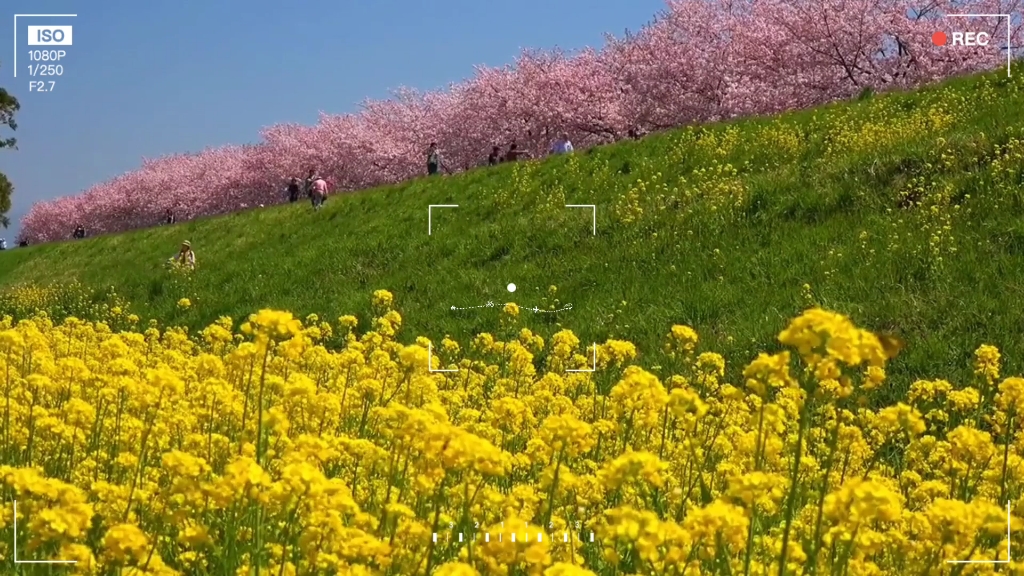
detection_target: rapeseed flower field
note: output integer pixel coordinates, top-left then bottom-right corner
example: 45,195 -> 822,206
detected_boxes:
1,290 -> 1021,575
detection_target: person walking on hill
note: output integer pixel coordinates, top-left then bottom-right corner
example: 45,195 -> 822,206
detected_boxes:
310,176 -> 328,211
169,240 -> 196,270
487,146 -> 501,166
304,168 -> 318,198
164,209 -> 176,225
73,223 -> 86,239
504,143 -> 530,163
287,177 -> 302,203
427,142 -> 444,176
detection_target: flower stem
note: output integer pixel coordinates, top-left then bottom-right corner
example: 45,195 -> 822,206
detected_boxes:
778,393 -> 811,576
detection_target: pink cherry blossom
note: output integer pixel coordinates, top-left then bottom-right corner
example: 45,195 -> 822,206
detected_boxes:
18,0 -> 1021,243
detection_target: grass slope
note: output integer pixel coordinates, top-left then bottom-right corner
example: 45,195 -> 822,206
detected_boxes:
4,68 -> 1024,392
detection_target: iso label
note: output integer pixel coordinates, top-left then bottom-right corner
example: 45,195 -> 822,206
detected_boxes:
15,16 -> 77,92
27,25 -> 72,45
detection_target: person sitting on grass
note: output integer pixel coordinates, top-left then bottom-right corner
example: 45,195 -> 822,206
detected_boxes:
169,240 -> 196,271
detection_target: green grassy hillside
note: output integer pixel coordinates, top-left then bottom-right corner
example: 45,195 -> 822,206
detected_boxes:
4,68 -> 1024,391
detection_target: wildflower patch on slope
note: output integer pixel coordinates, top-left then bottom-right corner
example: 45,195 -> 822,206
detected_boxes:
1,292 -> 1023,574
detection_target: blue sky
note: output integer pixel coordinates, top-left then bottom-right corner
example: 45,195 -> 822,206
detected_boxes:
0,0 -> 665,242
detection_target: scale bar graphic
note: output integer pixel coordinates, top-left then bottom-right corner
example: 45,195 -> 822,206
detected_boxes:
430,530 -> 596,544
450,302 -> 572,313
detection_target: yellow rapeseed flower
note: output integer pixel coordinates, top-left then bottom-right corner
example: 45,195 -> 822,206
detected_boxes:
0,290 -> 1018,574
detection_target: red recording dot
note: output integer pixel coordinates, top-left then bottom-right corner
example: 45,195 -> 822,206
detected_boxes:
932,31 -> 947,46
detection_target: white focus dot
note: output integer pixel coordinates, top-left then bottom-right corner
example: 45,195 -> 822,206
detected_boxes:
507,283 -> 517,293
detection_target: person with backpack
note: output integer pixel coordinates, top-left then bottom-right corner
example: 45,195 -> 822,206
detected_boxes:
310,176 -> 328,211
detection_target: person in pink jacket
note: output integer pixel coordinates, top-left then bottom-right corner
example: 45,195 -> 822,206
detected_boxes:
310,176 -> 328,211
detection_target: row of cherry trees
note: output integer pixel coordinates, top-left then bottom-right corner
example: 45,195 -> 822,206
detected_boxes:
18,0 -> 1021,243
